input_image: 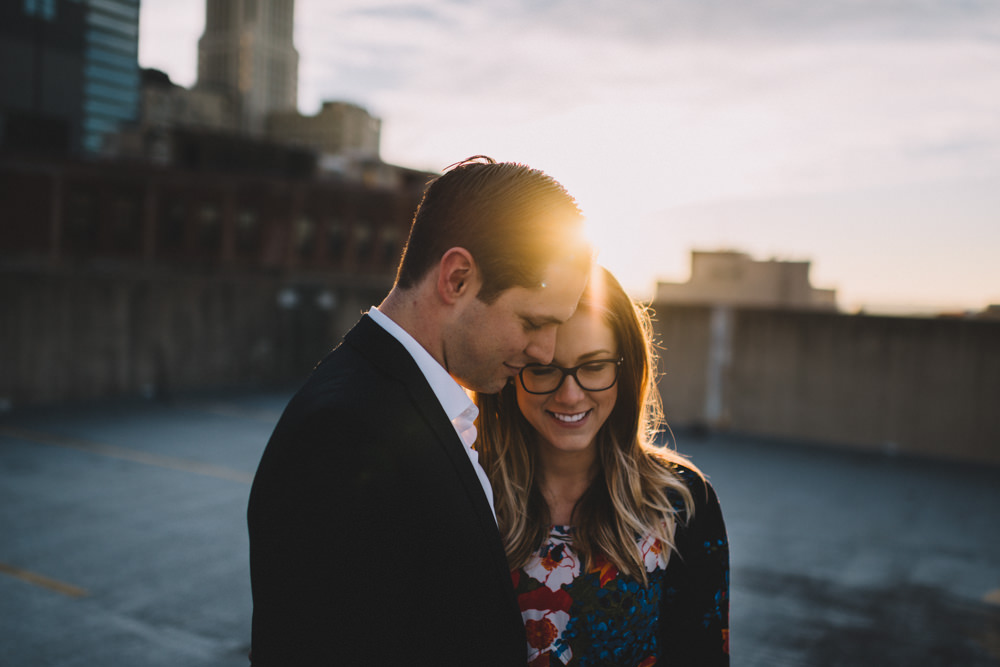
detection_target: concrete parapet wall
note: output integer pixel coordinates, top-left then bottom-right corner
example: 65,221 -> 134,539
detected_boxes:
653,303 -> 1000,464
0,268 -> 387,406
4,272 -> 997,464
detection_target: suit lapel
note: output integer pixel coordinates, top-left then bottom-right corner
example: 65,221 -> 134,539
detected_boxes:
343,316 -> 513,578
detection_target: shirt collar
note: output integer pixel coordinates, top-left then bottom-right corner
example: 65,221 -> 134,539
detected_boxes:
368,307 -> 477,424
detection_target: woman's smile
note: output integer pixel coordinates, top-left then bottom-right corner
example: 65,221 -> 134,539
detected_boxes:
548,409 -> 592,424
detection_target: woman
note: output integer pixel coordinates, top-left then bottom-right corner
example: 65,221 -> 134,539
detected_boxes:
475,267 -> 729,666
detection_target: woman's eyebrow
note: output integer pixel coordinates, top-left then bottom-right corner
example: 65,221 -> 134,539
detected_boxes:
574,349 -> 615,362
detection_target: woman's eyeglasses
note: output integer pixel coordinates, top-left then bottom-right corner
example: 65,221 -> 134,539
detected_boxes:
518,358 -> 622,395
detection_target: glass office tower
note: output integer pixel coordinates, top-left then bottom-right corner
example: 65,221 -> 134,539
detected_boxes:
1,0 -> 140,155
79,0 -> 141,153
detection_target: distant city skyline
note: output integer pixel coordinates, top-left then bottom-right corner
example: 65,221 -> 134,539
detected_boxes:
139,0 -> 1000,313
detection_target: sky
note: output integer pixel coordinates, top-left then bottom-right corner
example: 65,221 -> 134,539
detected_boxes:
138,0 -> 1000,313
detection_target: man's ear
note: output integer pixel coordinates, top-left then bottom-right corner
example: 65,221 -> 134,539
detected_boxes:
436,247 -> 476,304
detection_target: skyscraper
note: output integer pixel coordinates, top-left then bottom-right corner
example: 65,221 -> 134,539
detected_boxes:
0,0 -> 140,155
196,0 -> 299,134
79,0 -> 141,153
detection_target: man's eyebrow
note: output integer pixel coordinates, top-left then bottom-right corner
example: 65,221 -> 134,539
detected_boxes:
523,314 -> 565,326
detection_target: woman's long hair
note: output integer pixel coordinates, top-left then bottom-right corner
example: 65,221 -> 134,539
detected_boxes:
475,266 -> 700,583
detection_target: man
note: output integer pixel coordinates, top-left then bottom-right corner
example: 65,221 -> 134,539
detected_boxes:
248,156 -> 592,665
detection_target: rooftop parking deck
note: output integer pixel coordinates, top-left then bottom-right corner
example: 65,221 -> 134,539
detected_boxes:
1,390 -> 998,666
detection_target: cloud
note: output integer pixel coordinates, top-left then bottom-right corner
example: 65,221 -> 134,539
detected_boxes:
138,0 -> 1000,308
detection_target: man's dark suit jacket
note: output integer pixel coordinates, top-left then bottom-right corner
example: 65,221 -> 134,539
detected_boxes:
248,315 -> 527,665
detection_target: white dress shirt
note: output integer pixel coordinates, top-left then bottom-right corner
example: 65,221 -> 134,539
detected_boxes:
367,307 -> 497,523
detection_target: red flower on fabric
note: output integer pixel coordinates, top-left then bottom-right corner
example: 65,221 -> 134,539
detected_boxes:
722,629 -> 730,654
637,656 -> 657,667
523,536 -> 580,591
525,618 -> 558,650
588,553 -> 619,588
518,585 -> 573,613
540,550 -> 561,572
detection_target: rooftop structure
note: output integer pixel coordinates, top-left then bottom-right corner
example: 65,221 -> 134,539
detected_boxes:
655,250 -> 838,311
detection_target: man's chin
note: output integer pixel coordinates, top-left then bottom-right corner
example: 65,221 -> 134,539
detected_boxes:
456,376 -> 504,395
478,376 -> 512,395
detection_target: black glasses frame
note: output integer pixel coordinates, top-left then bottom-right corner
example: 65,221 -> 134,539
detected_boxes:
517,358 -> 623,395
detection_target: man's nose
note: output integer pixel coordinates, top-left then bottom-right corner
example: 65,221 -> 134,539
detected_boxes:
525,327 -> 558,364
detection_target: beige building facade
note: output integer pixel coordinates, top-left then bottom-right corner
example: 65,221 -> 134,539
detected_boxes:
143,77 -> 232,132
267,101 -> 381,160
656,250 -> 838,310
196,0 -> 299,133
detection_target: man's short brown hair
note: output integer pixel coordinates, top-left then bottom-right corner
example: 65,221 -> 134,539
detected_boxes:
395,156 -> 590,303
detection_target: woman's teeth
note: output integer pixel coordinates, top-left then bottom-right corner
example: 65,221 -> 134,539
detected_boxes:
551,411 -> 588,423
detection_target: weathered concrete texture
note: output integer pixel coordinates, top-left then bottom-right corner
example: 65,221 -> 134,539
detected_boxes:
685,431 -> 1000,666
654,304 -> 1000,465
1,392 -> 998,666
0,269 -> 386,406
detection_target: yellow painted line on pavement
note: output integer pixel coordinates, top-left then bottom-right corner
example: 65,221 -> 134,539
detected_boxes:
0,561 -> 88,598
0,426 -> 253,484
178,400 -> 282,424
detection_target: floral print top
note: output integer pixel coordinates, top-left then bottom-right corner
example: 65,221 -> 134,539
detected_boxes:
511,464 -> 729,666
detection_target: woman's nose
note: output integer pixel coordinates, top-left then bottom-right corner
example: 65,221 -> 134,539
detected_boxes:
553,373 -> 586,402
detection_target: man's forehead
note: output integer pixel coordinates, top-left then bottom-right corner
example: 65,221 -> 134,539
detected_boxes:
516,267 -> 589,321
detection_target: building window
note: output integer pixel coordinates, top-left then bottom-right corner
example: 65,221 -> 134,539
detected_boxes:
197,203 -> 221,254
85,10 -> 140,37
354,222 -> 373,265
88,0 -> 140,22
110,194 -> 141,255
235,209 -> 260,256
24,0 -> 57,21
85,28 -> 139,57
326,219 -> 345,263
295,216 -> 316,260
64,191 -> 98,255
158,199 -> 186,254
380,227 -> 399,266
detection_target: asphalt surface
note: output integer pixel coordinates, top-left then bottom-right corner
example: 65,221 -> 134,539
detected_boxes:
1,389 -> 998,666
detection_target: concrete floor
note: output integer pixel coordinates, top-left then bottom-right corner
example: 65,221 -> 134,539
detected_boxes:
1,390 -> 998,666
